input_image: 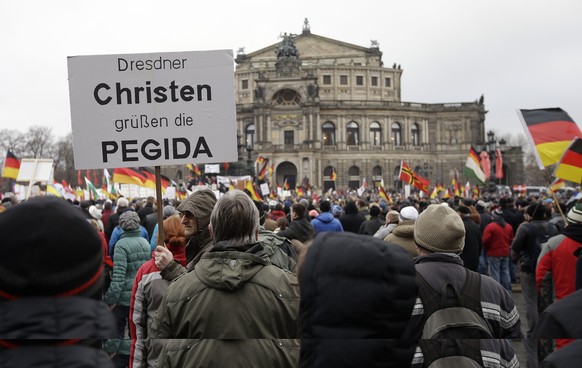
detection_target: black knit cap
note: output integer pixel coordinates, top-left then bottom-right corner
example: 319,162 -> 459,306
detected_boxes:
0,197 -> 103,299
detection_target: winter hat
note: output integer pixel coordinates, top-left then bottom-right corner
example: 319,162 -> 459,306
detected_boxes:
414,203 -> 466,254
89,205 -> 102,219
332,205 -> 343,216
567,204 -> 582,224
119,210 -> 140,231
491,208 -> 504,219
399,206 -> 419,222
117,197 -> 129,208
163,205 -> 176,219
0,197 -> 103,299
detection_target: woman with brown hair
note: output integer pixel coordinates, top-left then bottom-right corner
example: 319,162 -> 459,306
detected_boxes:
129,215 -> 186,368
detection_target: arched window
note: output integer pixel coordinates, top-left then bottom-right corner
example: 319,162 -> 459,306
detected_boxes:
370,122 -> 382,146
346,121 -> 359,146
322,122 -> 336,146
245,123 -> 255,149
272,89 -> 302,106
391,122 -> 402,146
348,166 -> 360,189
411,123 -> 421,146
372,165 -> 383,187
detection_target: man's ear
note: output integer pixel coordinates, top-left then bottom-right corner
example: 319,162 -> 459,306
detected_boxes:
208,224 -> 213,239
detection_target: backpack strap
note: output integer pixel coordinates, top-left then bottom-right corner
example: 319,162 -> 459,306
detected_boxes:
459,268 -> 484,318
416,270 -> 443,318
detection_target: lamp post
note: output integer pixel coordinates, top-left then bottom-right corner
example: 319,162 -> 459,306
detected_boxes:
476,131 -> 507,189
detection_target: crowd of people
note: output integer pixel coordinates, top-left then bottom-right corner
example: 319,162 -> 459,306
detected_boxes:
1,185 -> 581,367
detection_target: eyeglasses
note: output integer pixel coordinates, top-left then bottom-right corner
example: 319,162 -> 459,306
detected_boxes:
179,212 -> 195,220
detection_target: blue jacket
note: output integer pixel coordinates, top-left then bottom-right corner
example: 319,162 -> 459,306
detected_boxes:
311,212 -> 343,235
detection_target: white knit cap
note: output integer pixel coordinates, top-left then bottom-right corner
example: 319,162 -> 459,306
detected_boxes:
399,206 -> 419,222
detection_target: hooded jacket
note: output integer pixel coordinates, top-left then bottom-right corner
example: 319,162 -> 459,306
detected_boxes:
160,190 -> 217,281
534,288 -> 582,349
300,232 -> 418,367
384,220 -> 417,257
311,212 -> 343,234
150,241 -> 299,339
0,296 -> 116,367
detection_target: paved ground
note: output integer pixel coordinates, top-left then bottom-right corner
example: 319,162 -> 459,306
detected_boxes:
512,282 -> 527,367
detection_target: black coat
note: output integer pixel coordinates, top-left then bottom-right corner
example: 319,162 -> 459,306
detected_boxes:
339,213 -> 365,233
0,296 -> 116,367
534,288 -> 582,341
540,339 -> 582,368
300,232 -> 418,367
460,215 -> 483,271
277,217 -> 314,243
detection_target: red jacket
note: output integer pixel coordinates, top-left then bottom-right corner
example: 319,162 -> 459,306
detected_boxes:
482,221 -> 514,257
536,234 -> 580,301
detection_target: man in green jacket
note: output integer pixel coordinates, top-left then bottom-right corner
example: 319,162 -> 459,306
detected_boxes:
150,189 -> 299,367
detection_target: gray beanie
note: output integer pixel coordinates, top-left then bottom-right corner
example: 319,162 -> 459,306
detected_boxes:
163,205 -> 176,219
414,204 -> 465,254
119,211 -> 140,231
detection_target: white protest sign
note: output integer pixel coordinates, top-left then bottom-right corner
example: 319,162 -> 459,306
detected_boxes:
205,164 -> 220,174
68,50 -> 237,169
260,183 -> 270,196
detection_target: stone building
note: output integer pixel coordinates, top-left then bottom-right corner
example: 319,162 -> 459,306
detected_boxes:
161,22 -> 517,194
234,22 -> 523,192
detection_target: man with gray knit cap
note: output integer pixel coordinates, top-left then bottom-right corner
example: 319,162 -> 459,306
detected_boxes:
154,189 -> 217,280
403,204 -> 522,365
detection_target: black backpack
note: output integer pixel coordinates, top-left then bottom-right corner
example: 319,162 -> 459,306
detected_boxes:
418,339 -> 484,368
416,268 -> 493,339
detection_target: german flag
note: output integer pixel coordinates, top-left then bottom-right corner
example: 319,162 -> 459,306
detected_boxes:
379,185 -> 388,200
549,178 -> 566,193
2,150 -> 20,179
257,159 -> 269,180
112,168 -> 146,186
399,161 -> 414,184
518,108 -> 582,168
553,137 -> 582,184
296,186 -> 304,197
283,178 -> 290,190
245,180 -> 262,201
160,174 -> 170,189
140,167 -> 157,189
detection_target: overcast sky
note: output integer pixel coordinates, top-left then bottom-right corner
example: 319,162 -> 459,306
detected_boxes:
1,0 -> 581,142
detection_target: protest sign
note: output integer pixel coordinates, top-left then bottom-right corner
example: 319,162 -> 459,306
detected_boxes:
68,50 -> 237,169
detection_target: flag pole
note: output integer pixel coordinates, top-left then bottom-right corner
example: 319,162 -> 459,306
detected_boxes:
541,170 -> 568,224
155,166 -> 165,247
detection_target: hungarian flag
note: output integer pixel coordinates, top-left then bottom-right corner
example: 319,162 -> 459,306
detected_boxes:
553,137 -> 582,184
329,168 -> 337,181
85,177 -> 99,199
518,108 -> 582,169
140,167 -> 157,189
245,180 -> 262,202
465,147 -> 486,184
399,161 -> 414,184
112,168 -> 146,186
2,150 -> 20,179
